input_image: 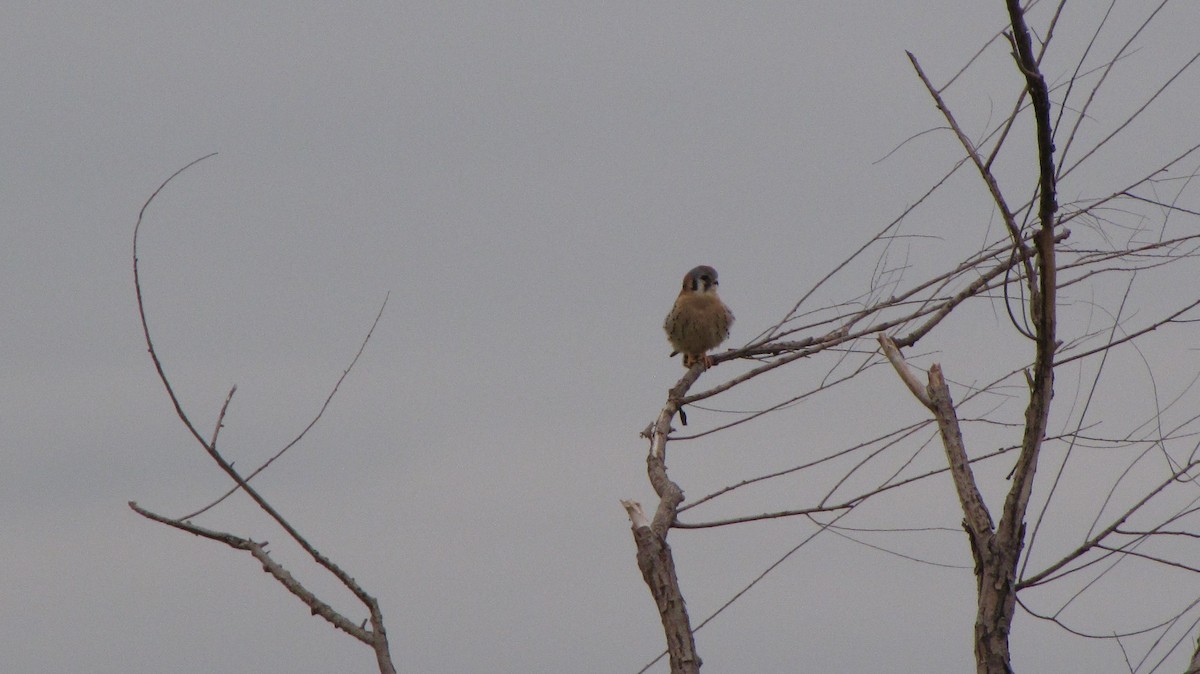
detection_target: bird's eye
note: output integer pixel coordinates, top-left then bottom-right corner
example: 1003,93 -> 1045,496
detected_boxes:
700,275 -> 711,283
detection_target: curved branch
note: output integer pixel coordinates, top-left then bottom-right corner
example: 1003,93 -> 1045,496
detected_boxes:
131,158 -> 395,673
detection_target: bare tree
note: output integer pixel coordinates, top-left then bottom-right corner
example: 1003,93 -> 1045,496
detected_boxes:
128,155 -> 397,674
626,2 -> 1200,672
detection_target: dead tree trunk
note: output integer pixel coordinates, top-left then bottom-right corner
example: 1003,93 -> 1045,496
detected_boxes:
624,373 -> 704,674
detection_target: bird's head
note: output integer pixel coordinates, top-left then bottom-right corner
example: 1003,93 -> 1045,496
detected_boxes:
682,265 -> 720,295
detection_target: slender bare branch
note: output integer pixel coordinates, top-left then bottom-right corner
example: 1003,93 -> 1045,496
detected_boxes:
1019,460 -> 1200,589
908,50 -> 1026,254
129,501 -> 374,644
131,158 -> 395,673
181,294 -> 390,520
133,152 -> 220,449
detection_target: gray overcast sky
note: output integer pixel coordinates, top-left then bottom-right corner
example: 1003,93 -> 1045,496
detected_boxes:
5,2 -> 1200,673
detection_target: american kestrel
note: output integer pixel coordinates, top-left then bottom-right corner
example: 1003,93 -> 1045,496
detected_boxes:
664,265 -> 735,368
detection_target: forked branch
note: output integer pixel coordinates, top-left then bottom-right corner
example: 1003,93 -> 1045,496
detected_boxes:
129,156 -> 395,674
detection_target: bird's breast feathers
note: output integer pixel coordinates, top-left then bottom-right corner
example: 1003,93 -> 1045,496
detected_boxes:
678,292 -> 732,321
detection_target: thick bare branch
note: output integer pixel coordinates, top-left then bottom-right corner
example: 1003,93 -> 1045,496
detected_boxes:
879,334 -> 932,408
624,500 -> 701,674
624,370 -> 704,673
997,0 -> 1060,551
927,364 -> 996,551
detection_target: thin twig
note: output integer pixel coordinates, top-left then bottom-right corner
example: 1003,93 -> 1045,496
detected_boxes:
181,294 -> 390,520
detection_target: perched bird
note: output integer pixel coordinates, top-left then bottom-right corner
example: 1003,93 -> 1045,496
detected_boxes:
663,265 -> 734,369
